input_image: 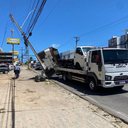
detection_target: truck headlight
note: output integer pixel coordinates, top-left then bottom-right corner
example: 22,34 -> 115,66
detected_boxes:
105,75 -> 112,81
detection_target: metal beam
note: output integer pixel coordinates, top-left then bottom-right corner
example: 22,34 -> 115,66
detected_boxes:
9,14 -> 47,78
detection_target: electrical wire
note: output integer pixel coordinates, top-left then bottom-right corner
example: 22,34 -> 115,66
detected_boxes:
22,0 -> 35,30
28,0 -> 35,14
80,15 -> 128,37
1,21 -> 9,48
0,0 -> 15,48
26,0 -> 47,37
40,0 -> 61,26
25,0 -> 40,34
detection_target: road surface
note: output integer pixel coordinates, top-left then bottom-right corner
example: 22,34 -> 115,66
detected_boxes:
0,66 -> 127,127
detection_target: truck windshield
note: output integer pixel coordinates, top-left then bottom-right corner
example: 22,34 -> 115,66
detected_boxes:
103,50 -> 128,64
82,47 -> 95,53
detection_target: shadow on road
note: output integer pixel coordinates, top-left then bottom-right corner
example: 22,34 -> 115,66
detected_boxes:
51,77 -> 128,96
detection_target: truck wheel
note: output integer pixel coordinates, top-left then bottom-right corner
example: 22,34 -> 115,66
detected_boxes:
89,79 -> 97,91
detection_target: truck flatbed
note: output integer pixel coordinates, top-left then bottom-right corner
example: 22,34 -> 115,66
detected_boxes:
55,67 -> 87,75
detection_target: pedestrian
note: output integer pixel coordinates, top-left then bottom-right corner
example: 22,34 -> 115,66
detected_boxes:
14,63 -> 20,79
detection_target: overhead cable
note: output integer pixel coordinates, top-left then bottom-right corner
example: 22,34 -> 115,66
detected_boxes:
1,22 -> 8,48
80,15 -> 128,37
27,0 -> 47,37
26,0 -> 40,34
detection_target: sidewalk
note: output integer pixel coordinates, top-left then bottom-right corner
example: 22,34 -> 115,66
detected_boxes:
0,66 -> 127,128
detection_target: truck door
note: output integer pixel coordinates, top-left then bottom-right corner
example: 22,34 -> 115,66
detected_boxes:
88,50 -> 103,80
74,47 -> 85,69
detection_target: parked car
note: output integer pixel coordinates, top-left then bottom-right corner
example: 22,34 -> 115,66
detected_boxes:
0,63 -> 9,74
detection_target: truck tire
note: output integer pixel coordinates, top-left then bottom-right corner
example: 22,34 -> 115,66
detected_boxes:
88,78 -> 98,91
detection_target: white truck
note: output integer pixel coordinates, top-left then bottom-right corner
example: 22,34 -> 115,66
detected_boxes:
38,47 -> 128,91
74,46 -> 96,70
60,46 -> 96,69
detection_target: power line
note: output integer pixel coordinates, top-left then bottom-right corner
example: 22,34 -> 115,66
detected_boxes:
58,15 -> 128,50
1,21 -> 9,48
1,0 -> 16,48
26,0 -> 40,35
27,0 -> 35,14
21,0 -> 36,30
40,0 -> 61,26
27,0 -> 47,37
80,15 -> 128,37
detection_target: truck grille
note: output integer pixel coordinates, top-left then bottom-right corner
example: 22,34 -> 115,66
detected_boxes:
114,75 -> 128,81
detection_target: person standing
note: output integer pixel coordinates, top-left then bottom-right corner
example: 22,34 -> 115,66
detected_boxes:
14,64 -> 20,79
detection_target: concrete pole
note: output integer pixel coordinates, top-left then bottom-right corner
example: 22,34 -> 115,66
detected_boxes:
74,36 -> 80,49
11,29 -> 14,63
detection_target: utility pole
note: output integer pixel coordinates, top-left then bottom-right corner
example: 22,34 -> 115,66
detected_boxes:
20,47 -> 25,63
9,14 -> 46,78
11,29 -> 14,63
74,36 -> 80,48
25,45 -> 29,68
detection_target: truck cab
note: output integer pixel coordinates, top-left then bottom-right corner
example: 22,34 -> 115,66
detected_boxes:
87,48 -> 128,90
74,46 -> 96,69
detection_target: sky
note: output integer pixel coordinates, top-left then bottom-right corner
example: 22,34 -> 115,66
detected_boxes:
1,0 -> 128,59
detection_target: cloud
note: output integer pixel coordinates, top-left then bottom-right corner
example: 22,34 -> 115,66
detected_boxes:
51,43 -> 60,48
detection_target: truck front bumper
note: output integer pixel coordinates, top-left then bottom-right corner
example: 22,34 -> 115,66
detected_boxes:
102,80 -> 128,88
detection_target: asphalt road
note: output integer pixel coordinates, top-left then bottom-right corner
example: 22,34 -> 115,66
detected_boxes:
52,77 -> 128,123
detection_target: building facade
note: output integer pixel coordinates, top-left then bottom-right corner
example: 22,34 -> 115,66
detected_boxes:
108,36 -> 120,48
108,33 -> 128,48
120,34 -> 128,48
